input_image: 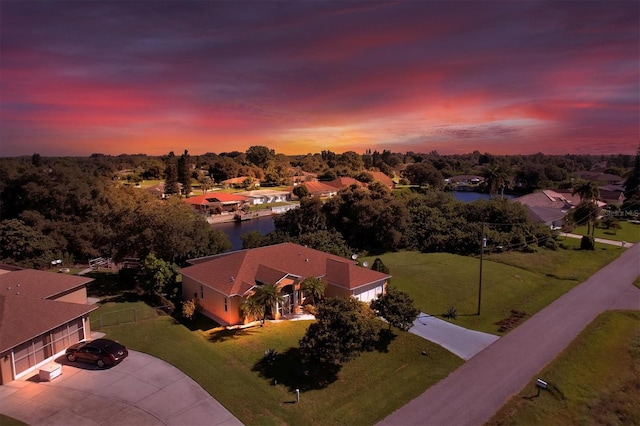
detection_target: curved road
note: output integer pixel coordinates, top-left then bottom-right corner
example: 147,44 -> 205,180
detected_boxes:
381,242 -> 640,426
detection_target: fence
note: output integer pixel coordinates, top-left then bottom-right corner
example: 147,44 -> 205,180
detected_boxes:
92,305 -> 173,330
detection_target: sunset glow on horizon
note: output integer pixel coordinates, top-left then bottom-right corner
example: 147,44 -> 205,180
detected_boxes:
1,1 -> 638,157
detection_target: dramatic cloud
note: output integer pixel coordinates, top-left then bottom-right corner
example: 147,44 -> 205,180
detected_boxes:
1,1 -> 637,156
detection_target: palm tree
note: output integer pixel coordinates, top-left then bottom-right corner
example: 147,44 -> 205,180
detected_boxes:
240,296 -> 264,323
482,163 -> 511,199
572,180 -> 601,238
300,277 -> 325,305
251,283 -> 284,325
572,180 -> 600,203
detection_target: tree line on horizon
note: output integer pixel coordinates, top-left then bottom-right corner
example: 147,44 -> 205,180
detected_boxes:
1,147 -> 638,270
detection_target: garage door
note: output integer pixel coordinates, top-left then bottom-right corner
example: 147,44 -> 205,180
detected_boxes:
13,318 -> 85,378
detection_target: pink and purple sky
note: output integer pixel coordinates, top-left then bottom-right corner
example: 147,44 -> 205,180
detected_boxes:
1,1 -> 638,157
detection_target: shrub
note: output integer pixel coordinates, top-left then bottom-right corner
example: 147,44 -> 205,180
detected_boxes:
443,306 -> 458,321
580,235 -> 595,250
182,299 -> 197,320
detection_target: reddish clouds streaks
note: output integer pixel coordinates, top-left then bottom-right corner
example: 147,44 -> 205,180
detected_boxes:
0,1 -> 638,157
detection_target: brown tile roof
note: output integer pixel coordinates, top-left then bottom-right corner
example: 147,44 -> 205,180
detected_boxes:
513,190 -> 578,209
300,181 -> 338,196
221,176 -> 250,185
0,270 -> 97,353
0,295 -> 96,352
180,243 -> 391,296
370,171 -> 394,187
183,193 -> 248,205
326,177 -> 361,189
0,270 -> 93,300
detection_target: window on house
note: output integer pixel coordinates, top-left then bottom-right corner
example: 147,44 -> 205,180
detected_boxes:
224,297 -> 228,312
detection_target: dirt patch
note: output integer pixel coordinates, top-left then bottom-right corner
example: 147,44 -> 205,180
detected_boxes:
496,310 -> 528,333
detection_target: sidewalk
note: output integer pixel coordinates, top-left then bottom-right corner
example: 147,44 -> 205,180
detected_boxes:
562,232 -> 634,247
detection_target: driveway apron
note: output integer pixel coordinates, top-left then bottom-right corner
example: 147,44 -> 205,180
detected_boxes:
0,351 -> 243,426
409,314 -> 499,360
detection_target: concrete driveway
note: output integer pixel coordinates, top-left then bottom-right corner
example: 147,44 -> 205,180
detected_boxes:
0,351 -> 242,426
410,314 -> 500,360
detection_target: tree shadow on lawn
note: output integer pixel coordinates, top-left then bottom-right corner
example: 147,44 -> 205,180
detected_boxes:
252,331 -> 394,392
372,328 -> 396,353
97,291 -> 142,304
207,327 -> 256,343
178,314 -> 222,332
252,347 -> 341,392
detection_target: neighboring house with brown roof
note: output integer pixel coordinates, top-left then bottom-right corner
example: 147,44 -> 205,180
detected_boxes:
574,171 -> 625,185
325,177 -> 362,189
448,175 -> 484,184
220,176 -> 259,188
0,267 -> 97,384
598,189 -> 626,206
235,189 -> 291,205
297,181 -> 339,198
370,171 -> 395,189
183,192 -> 249,214
512,190 -> 579,228
179,243 -> 391,326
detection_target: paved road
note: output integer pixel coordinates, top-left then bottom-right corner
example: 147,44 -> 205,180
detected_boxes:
410,314 -> 499,360
0,351 -> 242,426
380,242 -> 640,426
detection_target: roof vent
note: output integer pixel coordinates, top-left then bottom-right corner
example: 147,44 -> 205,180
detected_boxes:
229,276 -> 235,282
305,258 -> 309,262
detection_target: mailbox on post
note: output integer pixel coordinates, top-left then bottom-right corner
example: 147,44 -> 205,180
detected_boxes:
536,378 -> 548,397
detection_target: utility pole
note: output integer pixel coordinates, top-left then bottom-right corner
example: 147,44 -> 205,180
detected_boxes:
477,223 -> 486,316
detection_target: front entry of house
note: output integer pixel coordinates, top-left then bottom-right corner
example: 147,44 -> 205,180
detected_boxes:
278,284 -> 299,316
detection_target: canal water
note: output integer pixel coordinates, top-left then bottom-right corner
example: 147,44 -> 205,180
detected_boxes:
213,191 -> 515,250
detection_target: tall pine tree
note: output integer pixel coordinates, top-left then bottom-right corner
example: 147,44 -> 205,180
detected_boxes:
164,151 -> 180,196
177,149 -> 192,196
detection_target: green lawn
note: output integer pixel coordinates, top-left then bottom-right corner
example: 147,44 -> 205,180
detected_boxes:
572,220 -> 640,243
100,313 -> 463,425
0,414 -> 27,426
362,239 -> 624,334
487,310 -> 640,425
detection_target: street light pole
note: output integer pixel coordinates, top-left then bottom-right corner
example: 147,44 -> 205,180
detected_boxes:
477,223 -> 486,316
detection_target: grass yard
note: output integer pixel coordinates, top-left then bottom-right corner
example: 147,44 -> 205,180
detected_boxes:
99,313 -> 463,425
572,220 -> 640,243
362,239 -> 624,334
0,414 -> 27,426
487,310 -> 640,426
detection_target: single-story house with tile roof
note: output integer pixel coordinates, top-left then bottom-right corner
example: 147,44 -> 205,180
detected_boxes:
448,175 -> 484,184
370,171 -> 395,189
235,189 -> 291,205
573,171 -> 625,185
0,266 -> 97,384
512,190 -> 579,228
296,181 -> 339,198
325,177 -> 362,189
598,189 -> 626,206
220,176 -> 259,188
179,243 -> 391,326
183,192 -> 249,214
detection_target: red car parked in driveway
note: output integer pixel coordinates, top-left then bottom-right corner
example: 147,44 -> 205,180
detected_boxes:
66,338 -> 128,368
